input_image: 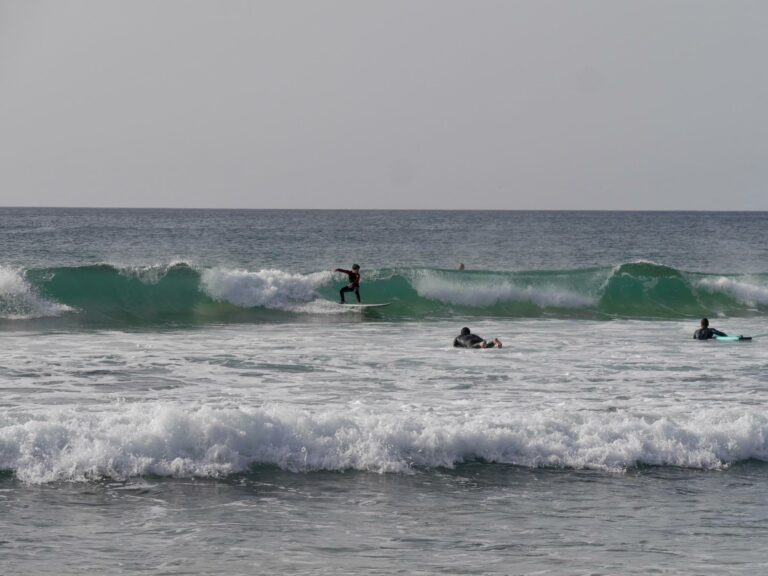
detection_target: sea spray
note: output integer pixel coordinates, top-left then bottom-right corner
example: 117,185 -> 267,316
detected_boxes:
0,266 -> 72,319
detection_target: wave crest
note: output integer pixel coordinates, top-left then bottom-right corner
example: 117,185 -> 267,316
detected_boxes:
697,276 -> 768,307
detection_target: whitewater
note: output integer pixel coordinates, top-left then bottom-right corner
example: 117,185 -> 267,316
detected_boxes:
3,318 -> 768,484
2,208 -> 768,575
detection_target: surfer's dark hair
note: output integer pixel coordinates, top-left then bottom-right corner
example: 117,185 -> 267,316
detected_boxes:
352,264 -> 360,270
461,327 -> 470,335
701,318 -> 709,327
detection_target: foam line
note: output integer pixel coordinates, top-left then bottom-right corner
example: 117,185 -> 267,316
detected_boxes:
2,404 -> 767,483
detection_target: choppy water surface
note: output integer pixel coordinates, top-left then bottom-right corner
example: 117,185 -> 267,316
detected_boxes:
2,209 -> 768,574
4,463 -> 768,575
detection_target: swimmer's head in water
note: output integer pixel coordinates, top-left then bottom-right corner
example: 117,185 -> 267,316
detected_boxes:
701,318 -> 709,327
461,327 -> 470,336
352,264 -> 360,270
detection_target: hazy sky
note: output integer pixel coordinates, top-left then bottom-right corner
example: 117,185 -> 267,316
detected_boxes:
1,0 -> 767,210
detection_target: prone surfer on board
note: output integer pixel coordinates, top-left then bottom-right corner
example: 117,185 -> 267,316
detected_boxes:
335,264 -> 361,304
453,327 -> 502,349
693,318 -> 727,340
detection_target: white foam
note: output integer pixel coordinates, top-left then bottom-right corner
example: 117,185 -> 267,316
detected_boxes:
0,267 -> 72,319
200,267 -> 328,310
413,273 -> 595,308
3,404 -> 766,483
697,276 -> 768,306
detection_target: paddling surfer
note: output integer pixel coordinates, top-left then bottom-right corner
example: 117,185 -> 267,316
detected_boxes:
453,327 -> 502,349
693,318 -> 727,340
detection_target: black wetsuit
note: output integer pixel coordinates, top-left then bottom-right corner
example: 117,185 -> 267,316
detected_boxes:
336,268 -> 361,303
693,327 -> 727,340
453,333 -> 495,349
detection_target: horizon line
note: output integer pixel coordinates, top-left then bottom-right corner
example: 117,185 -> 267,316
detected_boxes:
2,206 -> 767,213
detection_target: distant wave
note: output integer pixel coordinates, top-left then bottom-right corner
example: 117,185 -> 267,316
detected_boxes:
2,403 -> 768,483
2,261 -> 767,326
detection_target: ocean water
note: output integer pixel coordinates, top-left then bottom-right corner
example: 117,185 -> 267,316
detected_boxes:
1,208 -> 768,575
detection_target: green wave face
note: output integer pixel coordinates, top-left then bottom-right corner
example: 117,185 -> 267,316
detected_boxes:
598,262 -> 768,318
600,262 -> 704,317
19,264 -> 279,325
30,264 -> 208,321
2,261 -> 767,326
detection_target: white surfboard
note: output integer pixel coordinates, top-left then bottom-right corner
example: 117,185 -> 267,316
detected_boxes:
338,303 -> 391,309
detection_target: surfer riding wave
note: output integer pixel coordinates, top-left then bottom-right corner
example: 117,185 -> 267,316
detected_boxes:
335,264 -> 361,304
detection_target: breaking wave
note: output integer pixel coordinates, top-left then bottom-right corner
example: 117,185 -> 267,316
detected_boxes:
2,403 -> 768,483
0,266 -> 72,319
2,261 -> 767,326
